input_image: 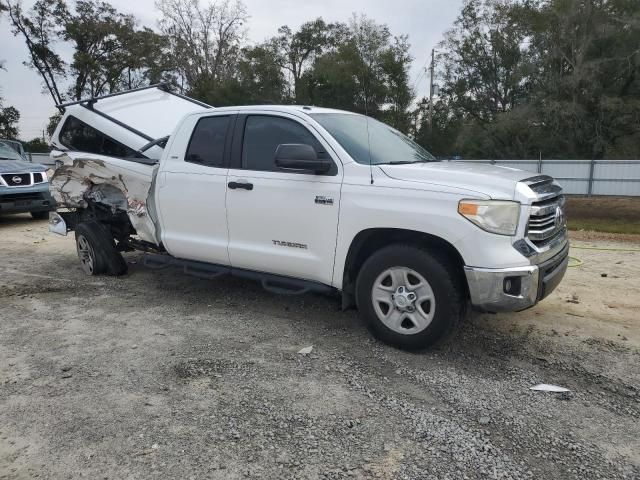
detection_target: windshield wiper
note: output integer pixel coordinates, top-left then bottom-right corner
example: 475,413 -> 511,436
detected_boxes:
379,160 -> 429,165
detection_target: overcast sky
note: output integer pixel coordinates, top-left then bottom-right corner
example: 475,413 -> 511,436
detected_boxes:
0,0 -> 463,140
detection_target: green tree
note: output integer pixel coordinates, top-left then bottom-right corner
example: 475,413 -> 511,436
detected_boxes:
427,0 -> 533,158
271,18 -> 348,100
46,112 -> 61,138
302,15 -> 414,132
412,98 -> 463,159
0,100 -> 20,139
193,44 -> 287,106
6,0 -> 174,104
4,0 -> 68,104
526,0 -> 640,159
424,0 -> 640,159
23,137 -> 50,153
64,0 -> 170,99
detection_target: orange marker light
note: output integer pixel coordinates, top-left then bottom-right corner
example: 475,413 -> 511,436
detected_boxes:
458,202 -> 478,216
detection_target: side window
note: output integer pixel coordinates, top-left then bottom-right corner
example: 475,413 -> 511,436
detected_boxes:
59,116 -> 139,158
185,116 -> 230,167
242,115 -> 328,172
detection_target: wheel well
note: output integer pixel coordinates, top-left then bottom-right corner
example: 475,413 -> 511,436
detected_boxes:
341,228 -> 468,307
61,199 -> 135,249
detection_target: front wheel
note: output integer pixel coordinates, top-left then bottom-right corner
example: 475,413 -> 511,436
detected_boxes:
356,244 -> 464,350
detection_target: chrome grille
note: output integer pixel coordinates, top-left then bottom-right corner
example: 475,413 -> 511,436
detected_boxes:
1,173 -> 33,187
524,176 -> 566,247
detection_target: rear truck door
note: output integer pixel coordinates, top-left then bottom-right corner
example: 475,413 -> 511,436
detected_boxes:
155,112 -> 236,264
225,113 -> 343,285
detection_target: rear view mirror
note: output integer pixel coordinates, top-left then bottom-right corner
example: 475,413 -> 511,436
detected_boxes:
274,144 -> 331,174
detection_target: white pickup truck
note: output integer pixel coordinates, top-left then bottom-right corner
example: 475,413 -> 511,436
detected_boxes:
48,85 -> 569,349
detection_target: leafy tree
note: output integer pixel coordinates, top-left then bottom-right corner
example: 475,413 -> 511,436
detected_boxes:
420,0 -> 640,159
6,0 -> 173,103
235,45 -> 287,104
47,112 -> 62,138
378,35 -> 414,133
525,0 -> 640,159
426,0 -> 533,158
0,99 -> 20,139
271,18 -> 348,99
194,44 -> 287,106
412,98 -> 463,158
301,15 -> 414,132
64,0 -> 170,99
23,137 -> 50,152
4,0 -> 68,104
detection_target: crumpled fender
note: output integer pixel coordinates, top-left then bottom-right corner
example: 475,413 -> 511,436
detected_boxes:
50,151 -> 159,245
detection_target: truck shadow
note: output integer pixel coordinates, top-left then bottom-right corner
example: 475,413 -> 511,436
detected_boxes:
122,252 -> 479,352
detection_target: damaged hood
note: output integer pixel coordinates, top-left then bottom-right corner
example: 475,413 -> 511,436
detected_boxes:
50,151 -> 159,244
378,162 -> 534,200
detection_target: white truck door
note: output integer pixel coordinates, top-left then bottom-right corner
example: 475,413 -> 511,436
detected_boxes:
155,113 -> 234,264
226,113 -> 342,285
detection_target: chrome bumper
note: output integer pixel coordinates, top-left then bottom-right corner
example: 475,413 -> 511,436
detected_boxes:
465,242 -> 569,312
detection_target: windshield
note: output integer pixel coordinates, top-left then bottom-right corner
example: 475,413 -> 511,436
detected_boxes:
309,113 -> 437,165
0,142 -> 23,161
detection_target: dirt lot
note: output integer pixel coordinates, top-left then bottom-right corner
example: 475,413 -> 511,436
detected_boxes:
1,214 -> 639,480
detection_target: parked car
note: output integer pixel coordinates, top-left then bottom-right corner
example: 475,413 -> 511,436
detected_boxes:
48,86 -> 568,349
0,139 -> 53,219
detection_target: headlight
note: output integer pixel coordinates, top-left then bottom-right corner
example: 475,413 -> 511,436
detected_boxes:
41,170 -> 49,182
458,200 -> 520,236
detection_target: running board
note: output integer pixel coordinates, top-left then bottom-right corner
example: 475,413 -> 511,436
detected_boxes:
142,254 -> 334,295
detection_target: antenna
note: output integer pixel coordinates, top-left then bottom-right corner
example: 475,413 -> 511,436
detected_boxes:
366,117 -> 373,185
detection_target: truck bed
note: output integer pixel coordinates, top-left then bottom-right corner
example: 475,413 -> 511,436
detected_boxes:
51,151 -> 159,244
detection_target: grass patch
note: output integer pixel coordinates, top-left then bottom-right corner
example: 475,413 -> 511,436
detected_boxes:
568,219 -> 640,235
564,196 -> 640,234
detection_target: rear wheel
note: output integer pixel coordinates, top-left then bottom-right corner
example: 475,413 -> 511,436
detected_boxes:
356,244 -> 464,350
75,222 -> 127,276
30,211 -> 48,220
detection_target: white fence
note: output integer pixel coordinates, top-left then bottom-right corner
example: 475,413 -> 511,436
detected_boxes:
450,159 -> 640,196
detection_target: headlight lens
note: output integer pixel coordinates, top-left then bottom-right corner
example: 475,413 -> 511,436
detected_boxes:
458,200 -> 520,236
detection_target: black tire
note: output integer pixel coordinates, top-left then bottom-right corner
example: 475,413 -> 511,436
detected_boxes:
355,244 -> 464,350
75,221 -> 128,276
30,211 -> 49,220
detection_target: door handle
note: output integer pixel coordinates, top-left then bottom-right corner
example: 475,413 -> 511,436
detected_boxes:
228,181 -> 253,191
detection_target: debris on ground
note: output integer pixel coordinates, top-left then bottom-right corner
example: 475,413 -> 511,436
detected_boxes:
530,384 -> 570,393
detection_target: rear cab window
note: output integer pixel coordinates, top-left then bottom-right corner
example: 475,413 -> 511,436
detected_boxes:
59,115 -> 140,158
185,116 -> 231,167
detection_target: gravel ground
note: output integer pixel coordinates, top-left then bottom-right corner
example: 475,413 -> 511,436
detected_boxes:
1,214 -> 639,480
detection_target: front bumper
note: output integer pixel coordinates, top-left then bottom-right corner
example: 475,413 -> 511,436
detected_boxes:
0,185 -> 54,215
464,242 -> 569,312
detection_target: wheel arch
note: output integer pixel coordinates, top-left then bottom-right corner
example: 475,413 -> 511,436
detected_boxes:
340,228 -> 468,309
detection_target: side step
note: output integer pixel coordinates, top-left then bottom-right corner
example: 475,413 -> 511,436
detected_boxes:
142,254 -> 334,295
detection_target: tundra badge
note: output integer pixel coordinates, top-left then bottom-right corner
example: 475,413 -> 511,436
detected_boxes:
315,196 -> 334,206
273,240 -> 308,249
